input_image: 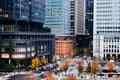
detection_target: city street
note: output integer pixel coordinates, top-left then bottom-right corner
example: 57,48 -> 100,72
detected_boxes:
0,56 -> 120,80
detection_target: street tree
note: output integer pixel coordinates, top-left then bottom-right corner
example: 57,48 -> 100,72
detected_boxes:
77,60 -> 84,74
86,63 -> 91,72
107,62 -> 114,72
66,73 -> 77,80
62,61 -> 69,74
45,72 -> 56,80
68,51 -> 72,58
92,60 -> 98,80
52,55 -> 56,63
92,60 -> 98,74
43,26 -> 51,32
61,53 -> 65,59
31,57 -> 40,69
42,56 -> 47,65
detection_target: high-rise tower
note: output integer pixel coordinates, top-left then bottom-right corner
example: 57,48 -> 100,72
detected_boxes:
94,0 -> 120,61
74,0 -> 85,35
45,0 -> 71,35
85,0 -> 93,35
0,0 -> 55,67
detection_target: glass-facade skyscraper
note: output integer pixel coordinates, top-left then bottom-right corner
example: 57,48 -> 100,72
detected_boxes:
0,0 -> 55,67
85,0 -> 93,35
70,0 -> 74,34
94,0 -> 120,61
45,0 -> 71,35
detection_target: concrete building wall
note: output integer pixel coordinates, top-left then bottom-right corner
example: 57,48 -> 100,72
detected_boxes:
94,0 -> 120,61
74,0 -> 85,35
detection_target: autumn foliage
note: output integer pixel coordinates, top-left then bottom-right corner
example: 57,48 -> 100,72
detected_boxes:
92,61 -> 98,74
44,72 -> 56,80
77,60 -> 84,73
42,56 -> 47,65
58,58 -> 73,72
31,57 -> 40,69
62,61 -> 69,73
66,73 -> 77,80
52,55 -> 56,63
107,62 -> 114,72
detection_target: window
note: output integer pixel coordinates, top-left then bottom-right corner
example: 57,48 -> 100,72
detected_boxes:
3,14 -> 8,18
12,54 -> 26,58
0,8 -> 2,12
1,54 -> 9,58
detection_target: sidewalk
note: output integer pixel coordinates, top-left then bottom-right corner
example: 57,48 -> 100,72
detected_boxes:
0,74 -> 10,80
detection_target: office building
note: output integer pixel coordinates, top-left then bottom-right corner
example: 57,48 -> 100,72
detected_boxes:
70,0 -> 86,35
74,0 -> 85,35
93,0 -> 120,61
45,0 -> 71,35
70,0 -> 74,34
85,0 -> 93,35
0,0 -> 55,67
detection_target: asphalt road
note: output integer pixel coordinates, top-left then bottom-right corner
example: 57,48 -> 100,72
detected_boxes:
8,75 -> 25,80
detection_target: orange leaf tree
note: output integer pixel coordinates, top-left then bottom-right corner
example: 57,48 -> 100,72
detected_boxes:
31,57 -> 40,69
66,73 -> 77,80
107,62 -> 114,72
92,60 -> 98,74
62,61 -> 69,73
45,72 -> 56,80
42,56 -> 47,65
52,55 -> 56,63
77,60 -> 84,73
68,51 -> 72,58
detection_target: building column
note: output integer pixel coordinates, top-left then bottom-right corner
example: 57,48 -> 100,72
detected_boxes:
116,54 -> 118,62
103,54 -> 105,61
104,54 -> 107,61
110,54 -> 112,60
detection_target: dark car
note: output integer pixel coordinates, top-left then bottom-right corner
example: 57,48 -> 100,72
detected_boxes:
39,72 -> 45,78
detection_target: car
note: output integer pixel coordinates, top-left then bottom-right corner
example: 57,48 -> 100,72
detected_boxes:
39,72 -> 45,78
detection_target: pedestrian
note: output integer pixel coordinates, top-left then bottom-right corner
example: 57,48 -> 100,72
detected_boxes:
100,76 -> 102,80
90,74 -> 92,80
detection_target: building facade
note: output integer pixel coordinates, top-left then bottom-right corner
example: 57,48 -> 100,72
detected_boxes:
74,0 -> 85,35
55,39 -> 73,57
70,0 -> 74,34
70,0 -> 86,35
85,0 -> 93,35
94,0 -> 120,61
45,0 -> 71,35
0,0 -> 55,67
70,0 -> 93,56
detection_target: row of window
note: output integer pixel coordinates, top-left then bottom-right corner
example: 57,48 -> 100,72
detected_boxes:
104,40 -> 119,42
96,2 -> 112,5
96,23 -> 120,25
104,49 -> 119,53
96,14 -> 112,17
104,45 -> 119,48
96,6 -> 112,9
1,47 -> 35,52
97,31 -> 120,34
0,35 -> 53,40
97,27 -> 120,29
104,37 -> 120,39
1,52 -> 35,59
